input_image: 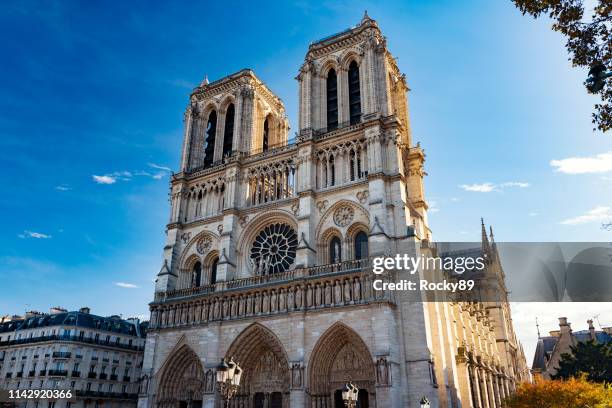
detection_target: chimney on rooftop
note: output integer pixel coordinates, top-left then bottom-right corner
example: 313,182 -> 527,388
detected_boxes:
49,307 -> 67,315
79,307 -> 91,314
588,319 -> 596,341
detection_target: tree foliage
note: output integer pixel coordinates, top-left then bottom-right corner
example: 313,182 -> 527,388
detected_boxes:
512,0 -> 611,132
551,339 -> 612,383
504,376 -> 612,408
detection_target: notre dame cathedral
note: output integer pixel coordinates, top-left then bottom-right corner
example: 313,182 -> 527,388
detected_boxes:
138,13 -> 529,408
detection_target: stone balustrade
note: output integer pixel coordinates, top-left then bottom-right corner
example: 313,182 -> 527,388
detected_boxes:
149,259 -> 395,330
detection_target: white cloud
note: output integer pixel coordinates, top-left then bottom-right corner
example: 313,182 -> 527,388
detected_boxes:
550,151 -> 612,174
55,185 -> 71,191
93,165 -> 171,185
450,197 -> 461,202
148,163 -> 172,172
529,212 -> 538,217
114,282 -> 139,289
560,206 -> 612,225
459,181 -> 531,193
459,183 -> 496,192
18,231 -> 52,239
501,181 -> 530,188
92,175 -> 116,184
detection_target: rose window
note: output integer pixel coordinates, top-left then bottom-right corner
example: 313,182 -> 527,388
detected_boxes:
250,223 -> 298,275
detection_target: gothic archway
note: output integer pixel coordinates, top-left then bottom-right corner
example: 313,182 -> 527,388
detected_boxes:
225,323 -> 290,407
308,322 -> 376,408
156,345 -> 205,408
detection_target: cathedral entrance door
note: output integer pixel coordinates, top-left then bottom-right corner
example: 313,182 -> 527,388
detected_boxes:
254,392 -> 265,408
334,390 -> 343,408
270,392 -> 282,408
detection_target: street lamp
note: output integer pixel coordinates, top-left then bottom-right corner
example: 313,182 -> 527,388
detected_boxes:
420,396 -> 430,408
342,382 -> 359,408
216,357 -> 242,407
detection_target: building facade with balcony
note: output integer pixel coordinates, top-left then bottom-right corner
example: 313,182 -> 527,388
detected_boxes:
139,13 -> 528,408
0,307 -> 147,408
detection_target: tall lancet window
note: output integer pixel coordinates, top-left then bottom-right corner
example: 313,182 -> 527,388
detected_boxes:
326,69 -> 338,130
348,61 -> 361,125
329,236 -> 342,263
223,104 -> 234,158
192,262 -> 202,288
262,117 -> 269,152
354,231 -> 368,260
204,111 -> 217,167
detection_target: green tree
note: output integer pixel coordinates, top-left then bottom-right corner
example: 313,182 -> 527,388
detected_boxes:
551,340 -> 612,383
511,0 -> 611,132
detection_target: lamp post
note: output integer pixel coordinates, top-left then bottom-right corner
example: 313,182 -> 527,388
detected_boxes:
216,357 -> 242,408
420,396 -> 430,408
342,382 -> 359,408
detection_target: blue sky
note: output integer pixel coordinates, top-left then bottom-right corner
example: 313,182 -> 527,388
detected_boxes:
1,1 -> 611,359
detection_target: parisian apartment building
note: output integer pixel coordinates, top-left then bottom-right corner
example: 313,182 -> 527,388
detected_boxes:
0,307 -> 147,408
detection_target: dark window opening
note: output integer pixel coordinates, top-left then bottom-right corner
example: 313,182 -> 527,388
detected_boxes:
192,262 -> 202,287
326,69 -> 338,130
210,258 -> 218,285
348,61 -> 361,125
354,231 -> 369,260
329,236 -> 342,263
223,104 -> 234,158
262,117 -> 269,152
204,111 -> 217,167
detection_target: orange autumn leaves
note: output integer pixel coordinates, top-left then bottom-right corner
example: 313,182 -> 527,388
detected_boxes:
504,375 -> 612,408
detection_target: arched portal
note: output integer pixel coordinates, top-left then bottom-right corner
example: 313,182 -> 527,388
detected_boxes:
308,322 -> 376,408
225,323 -> 290,407
156,345 -> 205,408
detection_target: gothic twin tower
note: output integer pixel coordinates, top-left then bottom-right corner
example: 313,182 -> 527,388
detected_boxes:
140,13 -> 528,408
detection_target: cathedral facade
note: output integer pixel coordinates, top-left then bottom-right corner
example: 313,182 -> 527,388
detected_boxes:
139,14 -> 528,408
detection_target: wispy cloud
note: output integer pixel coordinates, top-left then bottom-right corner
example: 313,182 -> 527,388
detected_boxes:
561,206 -> 612,225
18,230 -> 52,239
55,184 -> 71,191
428,201 -> 440,213
114,282 -> 139,288
501,181 -> 530,188
92,164 -> 171,185
529,212 -> 539,217
148,163 -> 172,172
550,151 -> 612,174
459,183 -> 496,192
92,175 -> 117,184
459,181 -> 530,193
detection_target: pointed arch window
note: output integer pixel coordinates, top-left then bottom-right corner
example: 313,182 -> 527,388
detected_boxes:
354,231 -> 368,260
223,104 -> 234,158
326,69 -> 338,130
262,117 -> 269,152
191,262 -> 202,288
209,257 -> 218,285
329,236 -> 342,263
348,61 -> 361,125
204,111 -> 217,167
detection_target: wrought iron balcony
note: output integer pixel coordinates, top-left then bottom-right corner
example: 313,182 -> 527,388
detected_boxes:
28,370 -> 36,377
48,369 -> 68,376
99,373 -> 108,380
16,372 -> 23,378
0,334 -> 143,351
88,372 -> 97,379
71,371 -> 81,377
52,351 -> 71,358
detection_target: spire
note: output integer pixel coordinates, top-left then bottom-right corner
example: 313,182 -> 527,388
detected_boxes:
361,10 -> 373,24
481,218 -> 490,251
200,75 -> 209,87
536,317 -> 541,339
